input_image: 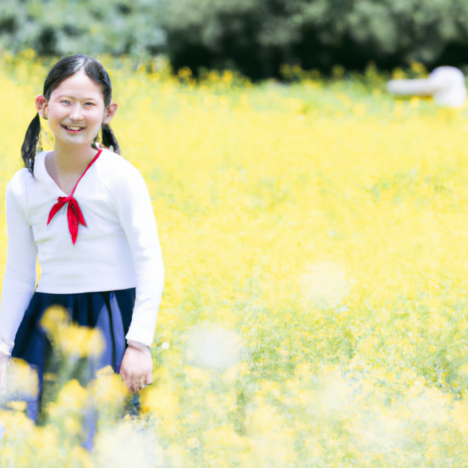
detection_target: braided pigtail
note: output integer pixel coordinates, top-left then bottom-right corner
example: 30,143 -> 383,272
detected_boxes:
21,113 -> 42,174
101,124 -> 121,154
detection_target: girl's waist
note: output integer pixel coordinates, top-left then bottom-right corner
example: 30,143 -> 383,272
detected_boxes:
36,238 -> 136,294
36,268 -> 136,295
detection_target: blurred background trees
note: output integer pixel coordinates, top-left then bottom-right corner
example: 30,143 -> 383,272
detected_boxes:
160,0 -> 468,79
0,0 -> 165,57
2,0 -> 468,79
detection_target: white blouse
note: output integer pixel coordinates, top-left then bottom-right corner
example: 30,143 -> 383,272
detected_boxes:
0,149 -> 165,356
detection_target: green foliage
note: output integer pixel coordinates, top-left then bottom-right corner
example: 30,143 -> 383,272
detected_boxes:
0,0 -> 165,57
160,0 -> 468,78
3,0 -> 468,78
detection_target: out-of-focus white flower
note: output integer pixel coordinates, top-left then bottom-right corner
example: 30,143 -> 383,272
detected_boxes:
350,414 -> 404,454
185,326 -> 241,370
301,261 -> 350,305
161,342 -> 170,350
93,421 -> 164,468
319,369 -> 353,411
1,359 -> 38,404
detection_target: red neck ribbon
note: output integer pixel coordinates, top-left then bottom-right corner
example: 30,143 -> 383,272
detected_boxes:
47,149 -> 102,245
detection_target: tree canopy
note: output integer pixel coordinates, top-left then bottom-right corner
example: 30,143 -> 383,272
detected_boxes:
160,0 -> 468,78
0,0 -> 165,57
2,0 -> 468,79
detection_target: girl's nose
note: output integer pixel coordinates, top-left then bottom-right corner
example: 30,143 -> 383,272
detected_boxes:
69,105 -> 85,121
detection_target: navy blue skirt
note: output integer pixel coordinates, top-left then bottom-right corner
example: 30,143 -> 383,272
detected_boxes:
11,288 -> 136,422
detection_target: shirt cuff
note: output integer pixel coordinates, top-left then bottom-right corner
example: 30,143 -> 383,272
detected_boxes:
125,325 -> 155,348
0,338 -> 13,358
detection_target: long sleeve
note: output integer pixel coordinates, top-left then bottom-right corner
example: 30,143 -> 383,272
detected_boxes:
112,164 -> 164,347
0,177 -> 37,356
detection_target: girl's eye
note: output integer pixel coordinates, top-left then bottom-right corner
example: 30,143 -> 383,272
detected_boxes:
85,102 -> 93,106
61,100 -> 70,105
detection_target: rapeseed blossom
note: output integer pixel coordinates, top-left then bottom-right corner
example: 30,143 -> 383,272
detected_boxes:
0,53 -> 468,466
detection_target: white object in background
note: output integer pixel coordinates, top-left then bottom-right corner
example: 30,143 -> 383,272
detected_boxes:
387,66 -> 467,108
429,67 -> 467,107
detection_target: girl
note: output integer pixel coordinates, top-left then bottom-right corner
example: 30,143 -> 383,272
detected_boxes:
0,55 -> 164,419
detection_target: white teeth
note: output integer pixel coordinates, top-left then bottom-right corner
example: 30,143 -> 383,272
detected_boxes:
65,126 -> 83,130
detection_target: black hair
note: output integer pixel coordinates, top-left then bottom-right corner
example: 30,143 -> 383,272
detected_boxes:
21,54 -> 120,174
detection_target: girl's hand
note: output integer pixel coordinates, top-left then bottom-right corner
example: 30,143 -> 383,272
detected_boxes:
0,353 -> 9,396
120,340 -> 153,394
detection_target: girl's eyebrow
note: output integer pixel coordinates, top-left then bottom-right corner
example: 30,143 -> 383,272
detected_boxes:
57,95 -> 98,101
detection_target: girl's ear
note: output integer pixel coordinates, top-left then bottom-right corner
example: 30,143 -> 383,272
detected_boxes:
35,95 -> 48,119
103,102 -> 118,125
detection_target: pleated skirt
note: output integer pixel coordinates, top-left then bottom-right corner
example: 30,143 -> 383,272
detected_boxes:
11,288 -> 136,423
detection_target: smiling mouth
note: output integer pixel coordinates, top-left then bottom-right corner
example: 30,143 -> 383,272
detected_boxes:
61,125 -> 85,133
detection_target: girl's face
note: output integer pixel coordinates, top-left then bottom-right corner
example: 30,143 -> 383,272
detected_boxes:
35,69 -> 117,148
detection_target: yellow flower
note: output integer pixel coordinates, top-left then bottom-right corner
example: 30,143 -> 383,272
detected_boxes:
56,379 -> 88,409
60,325 -> 104,358
1,57 -> 468,465
140,386 -> 179,418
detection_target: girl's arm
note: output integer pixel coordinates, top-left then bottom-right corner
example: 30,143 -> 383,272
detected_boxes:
0,177 -> 38,358
113,162 -> 165,349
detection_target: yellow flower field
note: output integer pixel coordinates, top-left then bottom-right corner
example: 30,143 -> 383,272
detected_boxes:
1,53 -> 468,466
